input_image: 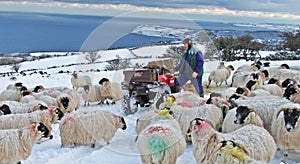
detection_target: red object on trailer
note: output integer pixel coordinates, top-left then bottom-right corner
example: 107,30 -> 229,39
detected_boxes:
159,73 -> 176,87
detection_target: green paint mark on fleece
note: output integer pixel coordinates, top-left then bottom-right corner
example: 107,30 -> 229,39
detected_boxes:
147,135 -> 169,160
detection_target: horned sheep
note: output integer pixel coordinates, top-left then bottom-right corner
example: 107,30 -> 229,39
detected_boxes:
187,118 -> 276,163
271,103 -> 300,160
136,119 -> 186,164
59,109 -> 126,148
0,123 -> 51,164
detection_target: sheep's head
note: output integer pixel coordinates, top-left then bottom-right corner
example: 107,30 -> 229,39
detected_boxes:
72,72 -> 78,78
55,107 -> 64,120
234,106 -> 256,124
283,84 -> 298,100
245,79 -> 257,91
186,118 -> 213,137
60,97 -> 69,109
277,107 -> 300,132
260,69 -> 269,78
22,90 -> 32,97
268,78 -> 279,85
99,77 -> 110,85
250,73 -> 259,80
115,115 -> 127,130
165,95 -> 176,106
33,85 -> 45,93
281,78 -> 292,88
36,122 -> 52,139
211,140 -> 250,163
158,108 -> 174,119
226,65 -> 235,71
0,104 -> 11,115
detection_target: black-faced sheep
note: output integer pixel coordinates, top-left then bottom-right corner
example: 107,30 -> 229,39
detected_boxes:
98,78 -> 123,104
271,103 -> 300,160
211,140 -> 266,164
222,106 -> 264,133
187,118 -> 276,163
0,122 -> 51,164
136,119 -> 186,164
59,110 -> 126,148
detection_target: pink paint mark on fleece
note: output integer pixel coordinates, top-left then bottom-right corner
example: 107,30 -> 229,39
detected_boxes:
178,102 -> 194,108
145,126 -> 172,136
198,121 -> 210,130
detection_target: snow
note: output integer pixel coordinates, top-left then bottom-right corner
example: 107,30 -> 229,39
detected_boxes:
1,46 -> 300,164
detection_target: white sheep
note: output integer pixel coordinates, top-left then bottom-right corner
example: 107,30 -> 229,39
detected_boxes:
57,91 -> 81,113
187,119 -> 276,163
171,103 -> 223,141
222,106 -> 264,133
136,119 -> 186,164
0,89 -> 23,102
59,109 -> 126,147
99,80 -> 123,104
81,84 -> 102,106
235,95 -> 291,132
208,65 -> 234,88
231,72 -> 259,88
0,108 -> 58,132
0,100 -> 48,114
271,103 -> 300,159
0,122 -> 51,164
136,109 -> 174,135
211,140 -> 267,164
71,73 -> 92,90
171,91 -> 207,107
246,79 -> 283,97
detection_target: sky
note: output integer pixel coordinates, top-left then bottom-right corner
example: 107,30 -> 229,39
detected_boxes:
0,0 -> 299,24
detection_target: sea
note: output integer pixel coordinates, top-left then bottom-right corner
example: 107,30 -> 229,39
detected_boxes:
0,11 -> 292,54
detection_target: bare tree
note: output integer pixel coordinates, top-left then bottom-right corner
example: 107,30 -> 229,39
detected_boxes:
85,51 -> 101,63
11,63 -> 21,73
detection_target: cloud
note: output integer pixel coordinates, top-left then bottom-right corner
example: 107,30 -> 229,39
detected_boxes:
0,0 -> 299,24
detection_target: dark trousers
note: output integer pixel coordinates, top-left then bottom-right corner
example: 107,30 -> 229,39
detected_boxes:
176,75 -> 204,96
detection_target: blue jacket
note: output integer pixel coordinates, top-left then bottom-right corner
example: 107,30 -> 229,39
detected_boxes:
174,47 -> 204,77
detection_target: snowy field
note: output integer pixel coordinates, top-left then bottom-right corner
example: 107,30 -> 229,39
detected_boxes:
1,45 -> 300,164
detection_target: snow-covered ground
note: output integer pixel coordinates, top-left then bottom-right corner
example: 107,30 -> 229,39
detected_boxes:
1,46 -> 300,164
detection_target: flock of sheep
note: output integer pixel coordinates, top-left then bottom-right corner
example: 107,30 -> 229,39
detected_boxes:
1,60 -> 300,164
134,60 -> 300,164
0,72 -> 125,164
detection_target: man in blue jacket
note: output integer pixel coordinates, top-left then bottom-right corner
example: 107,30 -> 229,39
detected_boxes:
174,38 -> 205,97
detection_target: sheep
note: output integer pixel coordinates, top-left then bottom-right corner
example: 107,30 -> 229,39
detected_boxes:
187,118 -> 276,163
246,79 -> 283,97
59,109 -> 126,147
231,72 -> 259,88
235,95 -> 291,133
0,122 -> 51,164
98,78 -> 123,104
136,119 -> 186,164
0,100 -> 48,114
0,89 -> 23,102
136,108 -> 174,135
0,104 -> 11,116
71,72 -> 92,90
81,84 -> 102,106
270,103 -> 300,160
171,103 -> 223,141
57,91 -> 80,113
5,82 -> 24,91
222,106 -> 264,133
211,140 -> 267,164
207,65 -> 234,88
172,91 -> 207,107
0,108 -> 60,133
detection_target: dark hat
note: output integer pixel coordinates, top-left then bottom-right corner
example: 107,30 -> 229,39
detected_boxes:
183,38 -> 192,46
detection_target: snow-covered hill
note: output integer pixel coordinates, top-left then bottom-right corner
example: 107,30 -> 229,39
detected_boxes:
1,46 -> 300,164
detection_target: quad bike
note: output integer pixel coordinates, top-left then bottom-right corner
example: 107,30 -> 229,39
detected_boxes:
121,58 -> 178,115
